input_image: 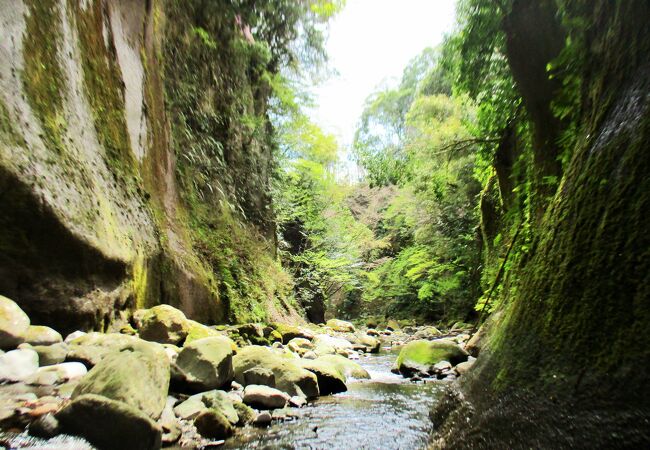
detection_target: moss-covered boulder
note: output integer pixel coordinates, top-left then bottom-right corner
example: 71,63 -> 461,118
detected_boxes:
183,320 -> 223,346
396,339 -> 468,376
174,336 -> 235,392
72,340 -> 170,419
24,325 -> 62,346
194,409 -> 234,440
386,319 -> 400,331
138,305 -> 190,345
326,319 -> 355,332
271,323 -> 314,344
316,354 -> 370,379
299,359 -> 347,395
413,326 -> 442,340
233,401 -> 256,425
312,334 -> 354,356
233,346 -> 319,398
0,295 -> 30,349
353,334 -> 381,353
57,394 -> 162,450
66,332 -> 141,367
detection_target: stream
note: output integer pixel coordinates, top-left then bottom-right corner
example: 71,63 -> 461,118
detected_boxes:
223,347 -> 445,450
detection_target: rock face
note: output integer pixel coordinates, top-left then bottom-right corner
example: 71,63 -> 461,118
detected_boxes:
0,295 -> 30,349
396,339 -> 468,376
233,346 -> 319,398
326,319 -> 355,332
0,0 -> 299,335
138,305 -> 190,345
174,336 -> 235,391
72,341 -> 170,419
243,385 -> 290,409
57,394 -> 162,450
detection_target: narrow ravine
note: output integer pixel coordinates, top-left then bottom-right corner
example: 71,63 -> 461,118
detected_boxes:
224,348 -> 445,450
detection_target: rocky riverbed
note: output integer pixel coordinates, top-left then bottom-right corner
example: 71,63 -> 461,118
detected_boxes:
0,295 -> 478,449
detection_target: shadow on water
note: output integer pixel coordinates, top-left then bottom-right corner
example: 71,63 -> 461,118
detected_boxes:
224,349 -> 445,450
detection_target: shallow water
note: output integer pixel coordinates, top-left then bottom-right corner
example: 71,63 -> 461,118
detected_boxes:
224,347 -> 444,450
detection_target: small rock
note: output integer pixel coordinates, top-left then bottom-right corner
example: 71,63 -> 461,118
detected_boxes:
30,342 -> 68,366
253,411 -> 272,427
64,331 -> 86,343
0,295 -> 30,349
386,319 -> 400,331
28,413 -> 60,438
26,362 -> 87,386
243,367 -> 276,387
302,351 -> 318,360
24,326 -> 62,346
194,409 -> 233,440
433,360 -> 452,372
289,396 -> 307,407
299,359 -> 347,395
455,359 -> 476,375
243,384 -> 289,409
0,348 -> 39,382
366,329 -> 380,336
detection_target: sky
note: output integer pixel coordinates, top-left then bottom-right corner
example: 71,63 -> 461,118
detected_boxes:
308,0 -> 458,159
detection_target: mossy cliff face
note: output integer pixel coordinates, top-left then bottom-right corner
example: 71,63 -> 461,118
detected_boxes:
435,1 -> 650,448
0,0 -> 298,334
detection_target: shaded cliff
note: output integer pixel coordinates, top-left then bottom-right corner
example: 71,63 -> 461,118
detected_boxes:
0,0 -> 300,334
434,1 -> 650,447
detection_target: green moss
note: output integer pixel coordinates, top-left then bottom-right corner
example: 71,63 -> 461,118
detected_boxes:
396,339 -> 468,370
69,0 -> 138,185
22,0 -> 65,127
0,100 -> 23,146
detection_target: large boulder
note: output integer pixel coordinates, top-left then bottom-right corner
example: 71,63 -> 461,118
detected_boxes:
66,332 -> 141,367
312,334 -> 354,356
0,295 -> 30,349
24,325 -> 62,346
396,339 -> 468,376
233,346 -> 319,398
271,323 -> 314,344
299,359 -> 347,395
174,336 -> 235,391
316,354 -> 370,379
137,305 -> 190,345
243,385 -> 289,409
0,348 -> 39,382
183,320 -> 224,346
326,319 -> 355,332
73,340 -> 170,419
353,334 -> 381,353
57,394 -> 162,450
413,326 -> 443,340
243,367 -> 276,387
